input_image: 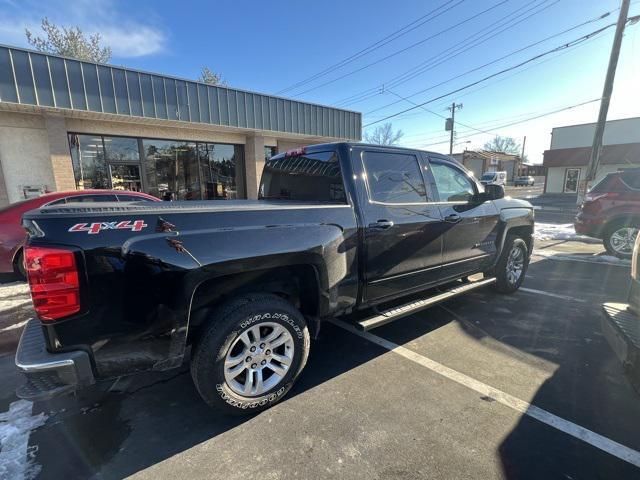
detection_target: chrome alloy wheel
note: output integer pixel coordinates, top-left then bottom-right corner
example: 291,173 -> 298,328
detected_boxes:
224,322 -> 295,397
506,245 -> 525,285
610,227 -> 639,256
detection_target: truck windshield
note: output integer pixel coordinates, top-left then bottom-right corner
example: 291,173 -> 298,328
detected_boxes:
481,173 -> 496,181
259,150 -> 346,203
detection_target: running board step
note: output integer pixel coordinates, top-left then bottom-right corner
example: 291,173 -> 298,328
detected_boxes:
356,277 -> 496,331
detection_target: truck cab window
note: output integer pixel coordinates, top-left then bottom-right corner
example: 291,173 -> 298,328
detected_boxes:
431,162 -> 476,202
259,151 -> 346,203
362,151 -> 426,203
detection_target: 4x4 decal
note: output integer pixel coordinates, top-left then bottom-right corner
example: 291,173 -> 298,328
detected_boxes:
68,220 -> 148,235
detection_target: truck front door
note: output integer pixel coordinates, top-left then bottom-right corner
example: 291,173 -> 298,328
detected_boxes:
426,156 -> 500,279
352,147 -> 445,303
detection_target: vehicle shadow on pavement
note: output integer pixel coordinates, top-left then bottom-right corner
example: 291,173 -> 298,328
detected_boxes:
26,321 -> 387,479
455,259 -> 640,479
369,256 -> 640,479
13,256 -> 640,479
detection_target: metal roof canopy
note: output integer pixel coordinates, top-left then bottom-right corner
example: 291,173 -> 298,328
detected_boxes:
0,44 -> 361,141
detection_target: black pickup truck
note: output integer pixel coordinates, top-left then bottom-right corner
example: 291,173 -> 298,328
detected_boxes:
16,142 -> 534,414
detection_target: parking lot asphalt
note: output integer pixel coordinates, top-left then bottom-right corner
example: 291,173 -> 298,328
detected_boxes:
1,237 -> 639,480
1,207 -> 639,479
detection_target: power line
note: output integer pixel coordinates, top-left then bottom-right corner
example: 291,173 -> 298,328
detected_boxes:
274,0 -> 463,95
363,7 -> 617,116
413,98 -> 601,148
395,27 -> 613,141
336,0 -> 555,107
363,17 -> 639,128
287,0 -> 509,97
385,88 -> 504,137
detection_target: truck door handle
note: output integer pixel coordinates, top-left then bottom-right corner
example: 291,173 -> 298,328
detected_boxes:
445,214 -> 461,223
368,220 -> 394,229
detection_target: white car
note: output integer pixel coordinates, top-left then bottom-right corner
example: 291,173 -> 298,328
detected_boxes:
480,171 -> 507,186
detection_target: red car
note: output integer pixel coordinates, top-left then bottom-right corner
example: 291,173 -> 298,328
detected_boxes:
575,170 -> 640,258
0,190 -> 158,277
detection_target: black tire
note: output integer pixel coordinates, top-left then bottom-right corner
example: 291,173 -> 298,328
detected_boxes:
191,293 -> 310,415
491,235 -> 529,294
14,249 -> 26,280
603,220 -> 638,259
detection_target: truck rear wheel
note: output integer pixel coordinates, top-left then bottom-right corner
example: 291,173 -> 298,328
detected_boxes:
492,235 -> 529,294
191,293 -> 310,415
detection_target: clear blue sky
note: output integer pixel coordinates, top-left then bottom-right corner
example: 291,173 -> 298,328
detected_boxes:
1,0 -> 639,162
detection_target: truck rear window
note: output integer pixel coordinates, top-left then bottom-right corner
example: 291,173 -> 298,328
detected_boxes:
259,151 -> 346,203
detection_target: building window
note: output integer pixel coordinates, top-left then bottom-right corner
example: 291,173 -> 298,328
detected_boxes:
69,133 -> 246,200
104,136 -> 140,162
143,139 -> 201,200
563,168 -> 580,193
198,143 -> 244,200
265,146 -> 277,161
69,134 -> 143,191
69,134 -> 110,190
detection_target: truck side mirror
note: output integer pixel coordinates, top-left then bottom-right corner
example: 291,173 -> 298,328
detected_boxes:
483,184 -> 504,200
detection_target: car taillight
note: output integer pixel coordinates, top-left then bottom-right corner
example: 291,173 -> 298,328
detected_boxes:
25,246 -> 80,321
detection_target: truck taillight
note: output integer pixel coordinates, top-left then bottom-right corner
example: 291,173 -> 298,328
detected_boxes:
25,246 -> 80,321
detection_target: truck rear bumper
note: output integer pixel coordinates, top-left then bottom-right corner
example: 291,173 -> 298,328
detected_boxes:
602,302 -> 640,392
15,319 -> 95,401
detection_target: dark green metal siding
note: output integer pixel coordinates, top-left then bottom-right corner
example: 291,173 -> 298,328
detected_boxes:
0,45 -> 362,140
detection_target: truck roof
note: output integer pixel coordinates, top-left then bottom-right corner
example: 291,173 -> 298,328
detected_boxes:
277,141 -> 450,158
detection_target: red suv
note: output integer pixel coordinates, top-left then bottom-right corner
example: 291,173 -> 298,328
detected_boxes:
0,190 -> 158,277
575,170 -> 640,258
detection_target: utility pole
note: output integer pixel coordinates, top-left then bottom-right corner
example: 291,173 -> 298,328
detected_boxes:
519,136 -> 527,176
446,102 -> 463,154
579,0 -> 631,204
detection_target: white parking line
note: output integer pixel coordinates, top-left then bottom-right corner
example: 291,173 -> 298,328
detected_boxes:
519,287 -> 587,303
331,319 -> 640,468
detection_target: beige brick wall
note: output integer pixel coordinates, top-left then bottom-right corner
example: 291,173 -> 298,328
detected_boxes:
64,118 -> 247,145
45,115 -> 75,192
244,135 -> 265,200
0,112 -> 55,204
0,110 -> 342,205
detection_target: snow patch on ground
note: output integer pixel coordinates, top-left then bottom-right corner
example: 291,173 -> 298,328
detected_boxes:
534,223 -> 593,242
0,282 -> 31,314
533,249 -> 631,266
0,400 -> 47,480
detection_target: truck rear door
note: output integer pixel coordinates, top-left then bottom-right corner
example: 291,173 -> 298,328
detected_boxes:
351,146 -> 445,303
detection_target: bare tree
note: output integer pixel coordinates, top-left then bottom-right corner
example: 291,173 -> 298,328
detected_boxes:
25,18 -> 111,63
483,136 -> 521,155
198,67 -> 227,86
364,122 -> 404,146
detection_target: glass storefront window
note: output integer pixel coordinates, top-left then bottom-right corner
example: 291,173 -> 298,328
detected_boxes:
68,134 -> 110,189
265,146 -> 277,161
104,136 -> 140,162
109,164 -> 143,191
143,139 -> 201,200
198,143 -> 244,200
69,133 -> 246,200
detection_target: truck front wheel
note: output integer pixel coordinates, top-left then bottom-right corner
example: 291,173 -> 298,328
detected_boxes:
491,235 -> 529,294
191,293 -> 310,415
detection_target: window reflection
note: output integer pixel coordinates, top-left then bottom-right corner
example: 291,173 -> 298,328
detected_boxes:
68,133 -> 246,200
143,139 -> 201,201
104,136 -> 140,162
198,143 -> 244,200
264,146 -> 277,161
69,134 -> 109,189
